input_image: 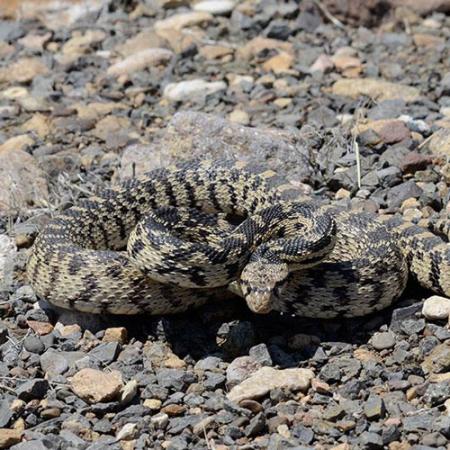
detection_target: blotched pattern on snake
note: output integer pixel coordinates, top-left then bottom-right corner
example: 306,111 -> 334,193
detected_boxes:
26,159 -> 450,318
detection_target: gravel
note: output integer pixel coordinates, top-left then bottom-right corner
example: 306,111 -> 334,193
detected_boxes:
1,0 -> 450,448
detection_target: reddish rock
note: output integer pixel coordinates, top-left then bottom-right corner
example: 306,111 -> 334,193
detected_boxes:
399,152 -> 432,173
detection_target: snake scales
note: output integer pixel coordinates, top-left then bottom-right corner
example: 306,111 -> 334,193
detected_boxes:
26,159 -> 450,319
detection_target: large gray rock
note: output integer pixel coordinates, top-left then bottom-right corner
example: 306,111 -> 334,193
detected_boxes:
119,112 -> 314,183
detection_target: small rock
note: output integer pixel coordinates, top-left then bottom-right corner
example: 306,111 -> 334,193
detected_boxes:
193,0 -> 235,15
120,380 -> 138,404
88,342 -> 119,365
262,52 -> 294,73
310,54 -> 334,73
323,404 -> 345,421
432,415 -> 450,438
422,343 -> 450,374
163,79 -> 227,102
399,152 -> 432,173
154,11 -> 213,32
70,368 -> 123,404
413,33 -> 445,47
359,431 -> 383,449
23,336 -> 45,354
364,395 -> 385,420
164,354 -> 186,369
226,356 -> 262,389
107,48 -> 173,76
422,296 -> 450,320
332,78 -> 420,102
0,402 -> 12,429
249,344 -> 272,366
200,45 -> 233,59
151,412 -> 169,429
428,129 -> 450,157
16,379 -> 49,401
245,412 -> 266,437
0,57 -> 48,83
103,327 -> 128,344
355,119 -> 410,144
238,37 -> 293,60
144,399 -> 162,410
161,404 -> 186,416
0,428 -> 22,448
227,367 -> 314,402
229,109 -> 249,125
116,422 -> 137,441
40,349 -> 86,377
0,137 -> 48,216
370,331 -> 396,350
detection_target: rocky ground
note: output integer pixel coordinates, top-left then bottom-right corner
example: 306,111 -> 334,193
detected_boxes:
1,0 -> 450,449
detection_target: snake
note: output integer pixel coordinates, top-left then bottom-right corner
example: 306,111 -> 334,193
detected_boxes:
26,159 -> 450,319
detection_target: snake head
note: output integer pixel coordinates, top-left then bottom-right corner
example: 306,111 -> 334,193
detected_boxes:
240,250 -> 289,314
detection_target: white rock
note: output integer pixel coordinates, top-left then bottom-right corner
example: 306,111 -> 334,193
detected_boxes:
116,422 -> 137,440
0,235 -> 17,293
151,412 -> 169,429
227,366 -> 314,403
163,79 -> 226,102
445,398 -> 450,416
422,295 -> 450,320
107,48 -> 173,76
120,379 -> 138,404
193,0 -> 235,15
154,11 -> 213,31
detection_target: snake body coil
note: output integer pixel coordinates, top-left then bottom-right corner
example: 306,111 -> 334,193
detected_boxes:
26,160 -> 450,318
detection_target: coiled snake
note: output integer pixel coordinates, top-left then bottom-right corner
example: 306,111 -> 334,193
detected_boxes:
26,159 -> 450,318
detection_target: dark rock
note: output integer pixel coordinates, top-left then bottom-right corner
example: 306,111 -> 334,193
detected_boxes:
216,321 -> 257,357
432,416 -> 450,438
364,395 -> 385,420
359,431 -> 384,449
423,383 -> 450,406
249,344 -> 272,366
244,412 -> 266,437
16,379 -> 49,401
156,368 -> 194,392
292,424 -> 314,444
88,342 -> 120,365
23,335 -> 45,354
386,181 -> 423,209
400,319 -> 426,336
403,413 -> 435,432
0,399 -> 12,427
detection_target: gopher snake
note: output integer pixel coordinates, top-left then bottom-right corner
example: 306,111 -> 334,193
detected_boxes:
26,160 -> 450,318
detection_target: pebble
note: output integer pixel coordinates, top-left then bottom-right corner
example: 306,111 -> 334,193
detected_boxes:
107,48 -> 174,76
332,78 -> 420,102
0,57 -> 48,83
0,139 -> 48,215
154,11 -> 213,32
364,395 -> 385,420
2,3 -> 450,449
163,79 -> 227,102
70,368 -> 123,404
229,109 -> 250,125
227,367 -> 314,402
370,331 -> 396,350
427,128 -> 450,157
421,343 -> 450,374
0,429 -> 22,448
16,379 -> 49,401
193,0 -> 236,15
103,327 -> 128,344
422,295 -> 450,320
